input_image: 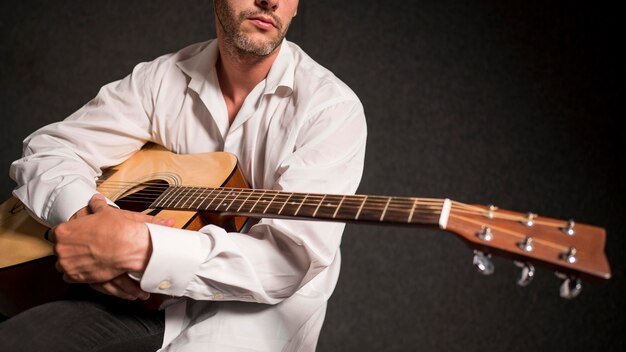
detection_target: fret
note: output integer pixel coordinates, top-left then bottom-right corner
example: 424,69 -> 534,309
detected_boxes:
384,197 -> 416,223
262,192 -> 289,215
236,189 -> 255,212
153,189 -> 166,208
257,191 -> 280,214
182,187 -> 201,209
355,195 -> 367,220
197,188 -> 218,210
223,189 -> 243,211
277,193 -> 293,215
216,189 -> 234,211
189,188 -> 208,209
247,190 -> 267,213
295,193 -> 325,218
171,187 -> 188,209
152,187 -> 172,208
356,195 -> 388,223
334,195 -> 365,221
312,194 -> 343,219
408,198 -> 417,223
406,198 -> 443,224
332,195 -> 346,219
262,191 -> 280,214
160,187 -> 179,208
204,188 -> 225,211
294,193 -> 309,216
312,195 -> 327,217
279,193 -> 307,217
379,197 -> 391,221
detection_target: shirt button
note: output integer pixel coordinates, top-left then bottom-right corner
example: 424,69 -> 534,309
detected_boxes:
158,280 -> 172,290
213,292 -> 224,300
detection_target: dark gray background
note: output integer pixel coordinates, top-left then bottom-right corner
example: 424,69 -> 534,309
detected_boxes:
1,1 -> 623,351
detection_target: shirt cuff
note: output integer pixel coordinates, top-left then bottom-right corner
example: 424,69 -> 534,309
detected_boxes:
48,181 -> 119,225
140,223 -> 213,296
48,180 -> 98,225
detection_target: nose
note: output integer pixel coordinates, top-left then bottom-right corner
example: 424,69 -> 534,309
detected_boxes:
256,0 -> 279,11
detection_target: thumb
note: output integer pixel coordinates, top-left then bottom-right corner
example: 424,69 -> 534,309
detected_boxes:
88,193 -> 110,213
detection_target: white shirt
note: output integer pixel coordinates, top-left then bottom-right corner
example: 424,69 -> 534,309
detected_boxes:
10,39 -> 367,351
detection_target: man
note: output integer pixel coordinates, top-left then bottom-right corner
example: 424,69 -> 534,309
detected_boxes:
0,0 -> 366,351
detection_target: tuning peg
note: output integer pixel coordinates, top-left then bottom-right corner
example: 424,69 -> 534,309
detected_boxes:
473,250 -> 494,275
520,212 -> 538,227
476,226 -> 493,241
555,273 -> 582,299
514,261 -> 535,286
560,219 -> 576,236
485,205 -> 498,219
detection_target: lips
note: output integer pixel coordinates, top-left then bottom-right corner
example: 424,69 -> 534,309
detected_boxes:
248,15 -> 277,29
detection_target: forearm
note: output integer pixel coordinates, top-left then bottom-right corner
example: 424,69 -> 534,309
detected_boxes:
10,62 -> 156,226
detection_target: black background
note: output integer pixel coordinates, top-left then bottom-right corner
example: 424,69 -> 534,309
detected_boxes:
1,1 -> 623,351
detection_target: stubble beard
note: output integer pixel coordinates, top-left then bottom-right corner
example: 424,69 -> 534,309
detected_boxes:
215,1 -> 290,59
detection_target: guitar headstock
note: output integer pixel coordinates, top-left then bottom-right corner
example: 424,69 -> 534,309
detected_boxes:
441,201 -> 611,298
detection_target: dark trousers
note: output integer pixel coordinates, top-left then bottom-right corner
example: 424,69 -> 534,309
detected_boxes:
0,291 -> 165,352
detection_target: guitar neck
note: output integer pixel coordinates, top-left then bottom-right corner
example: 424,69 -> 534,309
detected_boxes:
151,186 -> 450,227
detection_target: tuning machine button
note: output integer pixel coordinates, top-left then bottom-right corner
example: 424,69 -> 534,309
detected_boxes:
473,250 -> 494,275
555,273 -> 582,299
514,261 -> 535,287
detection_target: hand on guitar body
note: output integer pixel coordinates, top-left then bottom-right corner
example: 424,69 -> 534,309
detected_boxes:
49,194 -> 174,301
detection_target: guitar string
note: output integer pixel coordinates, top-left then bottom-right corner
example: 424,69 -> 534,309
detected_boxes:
95,180 -> 448,207
94,183 -> 584,258
95,187 -> 536,224
92,181 -> 587,266
94,182 -> 449,210
95,183 -> 446,221
96,185 -> 521,222
94,180 -> 569,226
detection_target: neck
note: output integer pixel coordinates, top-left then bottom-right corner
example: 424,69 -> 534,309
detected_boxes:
152,186 -> 450,227
216,38 -> 280,102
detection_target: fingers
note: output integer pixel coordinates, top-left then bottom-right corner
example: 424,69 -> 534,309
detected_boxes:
90,275 -> 150,301
47,227 -> 57,243
125,211 -> 175,227
85,193 -> 175,227
87,193 -> 110,213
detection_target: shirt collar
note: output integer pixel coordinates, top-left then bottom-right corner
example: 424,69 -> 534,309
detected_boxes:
176,39 -> 295,97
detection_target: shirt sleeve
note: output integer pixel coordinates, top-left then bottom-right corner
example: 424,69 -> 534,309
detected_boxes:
9,62 -> 156,226
140,100 -> 367,304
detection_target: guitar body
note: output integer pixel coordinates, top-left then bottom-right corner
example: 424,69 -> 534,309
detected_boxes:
0,145 -> 248,316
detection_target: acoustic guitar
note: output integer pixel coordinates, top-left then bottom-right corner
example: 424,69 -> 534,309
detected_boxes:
0,144 -> 611,316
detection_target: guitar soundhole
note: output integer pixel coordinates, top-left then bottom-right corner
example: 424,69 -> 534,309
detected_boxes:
115,180 -> 168,213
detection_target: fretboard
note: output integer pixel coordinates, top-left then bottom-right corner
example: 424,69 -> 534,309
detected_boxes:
151,186 -> 445,225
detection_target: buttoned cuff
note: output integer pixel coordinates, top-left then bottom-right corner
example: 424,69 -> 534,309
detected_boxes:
141,223 -> 212,296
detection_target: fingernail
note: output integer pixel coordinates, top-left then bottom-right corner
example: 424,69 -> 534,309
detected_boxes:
93,193 -> 106,201
158,218 -> 175,226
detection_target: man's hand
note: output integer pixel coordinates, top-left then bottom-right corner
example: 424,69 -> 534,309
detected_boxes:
50,194 -> 173,288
